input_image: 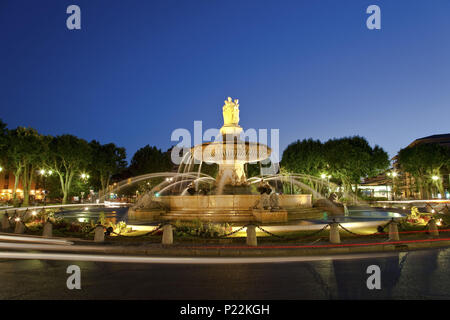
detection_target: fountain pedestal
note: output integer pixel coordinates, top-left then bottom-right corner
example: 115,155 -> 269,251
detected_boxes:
252,209 -> 288,223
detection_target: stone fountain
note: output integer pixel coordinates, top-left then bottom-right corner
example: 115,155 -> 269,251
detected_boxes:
128,97 -> 312,222
191,97 -> 270,192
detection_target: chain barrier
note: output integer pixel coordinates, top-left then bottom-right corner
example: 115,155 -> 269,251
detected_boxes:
255,225 -> 285,238
337,219 -> 393,237
6,208 -> 445,244
218,224 -> 249,239
288,224 -> 331,240
166,223 -> 249,239
111,223 -> 165,238
337,223 -> 363,236
256,224 -> 331,241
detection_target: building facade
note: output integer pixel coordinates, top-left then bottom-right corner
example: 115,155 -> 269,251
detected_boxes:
362,133 -> 450,200
394,134 -> 450,199
0,171 -> 44,202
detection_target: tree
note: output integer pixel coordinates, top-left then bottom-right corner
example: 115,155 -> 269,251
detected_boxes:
397,143 -> 450,199
17,128 -> 48,206
324,136 -> 389,193
4,127 -> 46,206
47,135 -> 91,204
280,136 -> 389,194
0,119 -> 7,152
129,145 -> 172,176
127,145 -> 173,193
0,119 -> 8,171
281,139 -> 326,176
4,129 -> 24,205
89,140 -> 127,198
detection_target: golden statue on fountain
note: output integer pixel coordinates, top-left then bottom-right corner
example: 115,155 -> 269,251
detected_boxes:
222,97 -> 240,126
220,97 -> 242,136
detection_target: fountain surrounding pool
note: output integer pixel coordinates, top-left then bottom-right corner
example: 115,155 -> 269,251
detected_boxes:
56,206 -> 128,224
54,205 -> 406,233
316,209 -> 405,223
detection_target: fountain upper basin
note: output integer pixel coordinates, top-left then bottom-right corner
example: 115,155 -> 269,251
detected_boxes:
191,140 -> 271,164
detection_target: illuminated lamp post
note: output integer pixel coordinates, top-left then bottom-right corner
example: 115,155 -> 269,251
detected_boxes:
80,173 -> 90,203
80,173 -> 90,180
39,169 -> 53,206
387,171 -> 397,201
432,175 -> 440,198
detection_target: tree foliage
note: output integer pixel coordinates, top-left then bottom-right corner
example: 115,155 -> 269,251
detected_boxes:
3,127 -> 48,205
281,136 -> 390,193
324,136 -> 389,189
47,135 -> 91,204
89,140 -> 127,198
281,139 -> 325,176
397,143 -> 450,198
129,145 -> 172,176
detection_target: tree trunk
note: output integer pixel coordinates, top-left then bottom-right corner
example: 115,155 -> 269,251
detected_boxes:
58,172 -> 68,204
437,180 -> 445,197
100,173 -> 111,202
62,191 -> 68,204
22,164 -> 35,207
22,165 -> 29,207
12,167 -> 22,206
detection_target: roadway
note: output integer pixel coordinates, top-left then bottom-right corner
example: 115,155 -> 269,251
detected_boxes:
1,247 -> 449,299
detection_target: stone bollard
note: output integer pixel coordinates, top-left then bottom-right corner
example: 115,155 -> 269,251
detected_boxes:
329,222 -> 341,244
246,225 -> 257,246
162,224 -> 173,245
94,225 -> 105,242
388,221 -> 400,241
1,214 -> 10,231
14,221 -> 25,234
428,219 -> 439,237
42,222 -> 53,238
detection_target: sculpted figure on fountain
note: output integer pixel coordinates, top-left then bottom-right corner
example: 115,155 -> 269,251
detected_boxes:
222,97 -> 240,127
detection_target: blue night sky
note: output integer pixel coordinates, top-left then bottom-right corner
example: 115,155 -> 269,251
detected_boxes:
1,0 -> 449,162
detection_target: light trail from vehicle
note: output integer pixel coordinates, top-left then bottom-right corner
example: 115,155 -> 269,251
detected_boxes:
0,235 -> 73,245
0,250 -> 399,264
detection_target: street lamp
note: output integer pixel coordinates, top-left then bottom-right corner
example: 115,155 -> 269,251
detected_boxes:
386,171 -> 398,200
79,173 -> 90,203
387,171 -> 397,177
431,175 -> 441,199
39,169 -> 53,206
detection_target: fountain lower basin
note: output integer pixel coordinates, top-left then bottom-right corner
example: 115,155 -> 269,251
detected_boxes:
129,194 -> 312,222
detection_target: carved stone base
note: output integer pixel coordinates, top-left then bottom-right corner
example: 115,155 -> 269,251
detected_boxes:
214,184 -> 252,195
252,209 -> 288,223
128,208 -> 163,221
216,161 -> 247,186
